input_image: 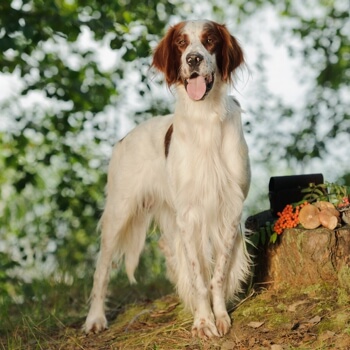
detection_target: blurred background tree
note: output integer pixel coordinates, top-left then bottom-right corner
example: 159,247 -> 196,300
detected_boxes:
0,0 -> 349,307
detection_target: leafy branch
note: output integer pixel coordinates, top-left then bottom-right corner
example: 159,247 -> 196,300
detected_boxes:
301,182 -> 349,207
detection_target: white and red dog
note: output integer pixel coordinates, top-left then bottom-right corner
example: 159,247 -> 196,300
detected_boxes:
84,19 -> 251,339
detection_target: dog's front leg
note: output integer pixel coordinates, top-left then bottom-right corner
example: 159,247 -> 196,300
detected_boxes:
210,225 -> 240,336
84,248 -> 112,334
211,254 -> 232,336
176,209 -> 220,339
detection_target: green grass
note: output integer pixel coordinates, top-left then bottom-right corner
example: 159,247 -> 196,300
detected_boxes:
0,231 -> 173,349
0,276 -> 88,349
0,267 -> 172,349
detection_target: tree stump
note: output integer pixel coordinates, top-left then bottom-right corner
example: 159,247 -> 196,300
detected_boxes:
267,226 -> 350,290
246,212 -> 350,291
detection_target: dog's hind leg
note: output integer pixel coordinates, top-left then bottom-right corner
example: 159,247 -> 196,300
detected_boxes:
84,201 -> 150,334
123,210 -> 152,284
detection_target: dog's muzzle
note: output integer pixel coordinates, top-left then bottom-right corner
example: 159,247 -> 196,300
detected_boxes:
184,73 -> 214,101
184,52 -> 215,101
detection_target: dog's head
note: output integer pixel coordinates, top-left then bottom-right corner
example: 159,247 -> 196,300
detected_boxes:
152,20 -> 244,101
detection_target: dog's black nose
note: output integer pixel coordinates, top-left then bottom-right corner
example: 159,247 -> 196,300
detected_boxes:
186,53 -> 204,68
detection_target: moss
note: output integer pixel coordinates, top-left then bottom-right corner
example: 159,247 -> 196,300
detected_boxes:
114,303 -> 151,326
276,303 -> 288,312
318,312 -> 348,334
337,265 -> 350,291
268,313 -> 291,327
302,282 -> 330,294
337,288 -> 350,306
234,297 -> 274,320
334,312 -> 348,327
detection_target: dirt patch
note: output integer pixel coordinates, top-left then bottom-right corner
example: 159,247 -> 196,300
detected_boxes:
56,283 -> 350,350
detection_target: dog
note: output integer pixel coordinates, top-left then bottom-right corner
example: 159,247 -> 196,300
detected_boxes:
84,19 -> 251,339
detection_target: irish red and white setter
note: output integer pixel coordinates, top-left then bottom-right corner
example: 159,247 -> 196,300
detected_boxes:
84,19 -> 251,339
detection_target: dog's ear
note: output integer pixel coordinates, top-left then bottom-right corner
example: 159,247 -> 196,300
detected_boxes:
152,23 -> 184,86
215,24 -> 245,82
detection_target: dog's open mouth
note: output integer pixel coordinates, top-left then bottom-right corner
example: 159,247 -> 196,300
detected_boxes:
184,73 -> 214,101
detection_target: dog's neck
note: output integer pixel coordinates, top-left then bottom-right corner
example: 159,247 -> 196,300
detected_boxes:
174,83 -> 229,123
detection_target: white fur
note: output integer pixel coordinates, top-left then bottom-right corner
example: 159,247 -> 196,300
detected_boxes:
84,20 -> 251,339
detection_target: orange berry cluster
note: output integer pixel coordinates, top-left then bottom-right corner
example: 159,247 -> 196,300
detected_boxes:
338,196 -> 350,208
273,202 -> 309,235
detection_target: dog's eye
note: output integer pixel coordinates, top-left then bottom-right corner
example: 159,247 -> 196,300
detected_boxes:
206,35 -> 217,45
177,39 -> 187,47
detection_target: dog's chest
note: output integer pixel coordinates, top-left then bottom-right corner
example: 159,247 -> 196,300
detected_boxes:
168,120 -> 231,203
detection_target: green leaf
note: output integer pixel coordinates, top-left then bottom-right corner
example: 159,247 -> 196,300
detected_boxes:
270,232 -> 278,244
259,227 -> 266,245
110,36 -> 124,50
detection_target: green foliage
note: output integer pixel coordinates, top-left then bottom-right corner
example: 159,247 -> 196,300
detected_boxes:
259,222 -> 277,245
236,0 -> 349,182
248,220 -> 277,248
301,182 -> 349,207
279,2 -> 349,165
0,0 -> 178,300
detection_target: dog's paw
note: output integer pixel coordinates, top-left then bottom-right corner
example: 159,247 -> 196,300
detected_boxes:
84,315 -> 108,334
191,317 -> 219,339
215,312 -> 231,336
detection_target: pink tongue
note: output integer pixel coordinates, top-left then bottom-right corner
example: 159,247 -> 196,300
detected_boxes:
186,76 -> 206,100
